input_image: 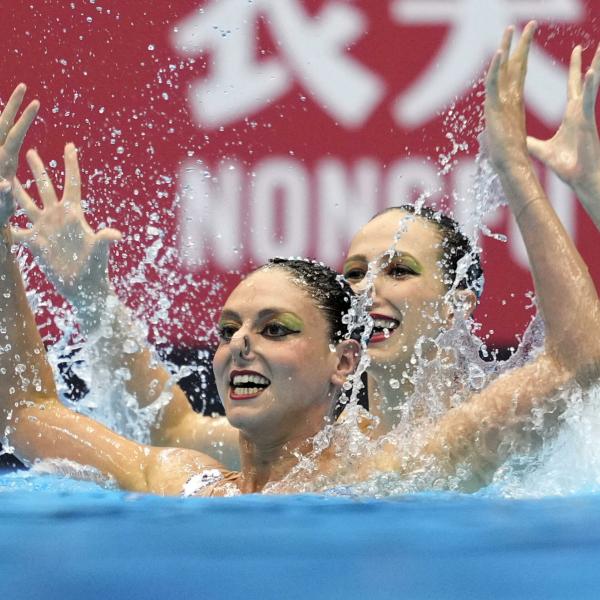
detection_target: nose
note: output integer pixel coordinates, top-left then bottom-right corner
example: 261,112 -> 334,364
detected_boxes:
229,331 -> 253,363
353,272 -> 381,300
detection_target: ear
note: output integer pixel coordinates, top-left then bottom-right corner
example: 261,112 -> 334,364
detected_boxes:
443,289 -> 478,324
331,339 -> 361,387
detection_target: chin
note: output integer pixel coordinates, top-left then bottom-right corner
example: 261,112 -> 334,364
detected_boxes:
367,342 -> 412,374
225,404 -> 273,438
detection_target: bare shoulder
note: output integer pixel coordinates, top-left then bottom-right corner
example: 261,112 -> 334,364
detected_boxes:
163,413 -> 241,469
145,446 -> 234,496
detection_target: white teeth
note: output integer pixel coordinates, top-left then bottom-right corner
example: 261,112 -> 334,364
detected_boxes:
231,373 -> 270,386
373,318 -> 398,330
233,387 -> 262,396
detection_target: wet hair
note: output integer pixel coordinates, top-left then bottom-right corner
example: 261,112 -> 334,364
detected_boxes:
372,205 -> 484,299
260,257 -> 359,344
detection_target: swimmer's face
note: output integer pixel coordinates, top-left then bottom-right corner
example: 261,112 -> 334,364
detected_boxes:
344,210 -> 449,375
213,269 -> 346,443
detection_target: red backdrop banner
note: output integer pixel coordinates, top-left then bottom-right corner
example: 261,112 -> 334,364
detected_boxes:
4,0 -> 599,348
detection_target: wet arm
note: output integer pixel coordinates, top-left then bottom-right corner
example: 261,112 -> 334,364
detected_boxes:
13,146 -> 236,455
418,355 -> 571,490
0,227 -> 56,400
376,26 -> 600,490
3,395 -> 225,495
0,251 -> 222,496
435,27 -> 600,482
0,217 -> 184,495
0,87 -> 51,399
76,295 -> 198,439
76,299 -> 239,465
85,296 -> 242,457
485,24 -> 600,381
570,172 -> 600,229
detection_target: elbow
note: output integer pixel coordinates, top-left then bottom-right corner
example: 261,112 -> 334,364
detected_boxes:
543,343 -> 600,390
0,393 -> 58,430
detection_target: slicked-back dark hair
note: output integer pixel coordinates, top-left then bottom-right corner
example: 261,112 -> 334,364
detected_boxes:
372,205 -> 484,299
260,257 -> 358,344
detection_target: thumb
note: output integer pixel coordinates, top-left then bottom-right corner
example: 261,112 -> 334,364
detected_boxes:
96,227 -> 123,244
526,136 -> 551,164
10,226 -> 34,244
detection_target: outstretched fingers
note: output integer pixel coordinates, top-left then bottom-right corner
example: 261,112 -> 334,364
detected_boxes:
485,25 -> 518,104
485,50 -> 504,105
3,99 -> 39,159
568,45 -> 583,100
526,135 -> 550,164
499,26 -> 514,61
582,42 -> 600,120
10,225 -> 34,244
13,178 -> 41,222
514,21 -> 537,90
0,84 -> 27,145
26,149 -> 58,207
498,26 -> 514,84
63,143 -> 82,208
96,227 -> 123,244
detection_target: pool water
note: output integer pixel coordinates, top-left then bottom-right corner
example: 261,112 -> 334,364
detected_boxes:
2,470 -> 600,599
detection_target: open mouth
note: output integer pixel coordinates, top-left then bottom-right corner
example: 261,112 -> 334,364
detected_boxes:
369,314 -> 400,344
229,370 -> 271,400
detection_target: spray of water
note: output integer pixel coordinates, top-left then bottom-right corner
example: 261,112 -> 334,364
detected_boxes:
5,14 -> 597,499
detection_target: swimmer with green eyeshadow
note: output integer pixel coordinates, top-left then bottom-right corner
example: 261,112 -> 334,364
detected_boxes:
2,253 -> 363,494
217,311 -> 304,343
5,23 -> 600,495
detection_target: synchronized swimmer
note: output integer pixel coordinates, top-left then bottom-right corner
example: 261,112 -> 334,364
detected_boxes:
1,23 -> 600,495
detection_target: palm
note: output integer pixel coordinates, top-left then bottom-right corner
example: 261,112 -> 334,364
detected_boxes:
13,145 -> 121,309
25,204 -> 108,300
527,44 -> 600,187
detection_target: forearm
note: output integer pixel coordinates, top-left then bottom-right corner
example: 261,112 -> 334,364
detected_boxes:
5,399 -> 148,489
573,172 -> 600,231
0,227 -> 56,400
498,159 -> 600,380
421,353 -> 572,490
76,292 -> 197,440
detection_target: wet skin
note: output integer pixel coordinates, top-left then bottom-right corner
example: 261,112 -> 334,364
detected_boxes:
344,209 -> 451,377
212,268 -> 346,448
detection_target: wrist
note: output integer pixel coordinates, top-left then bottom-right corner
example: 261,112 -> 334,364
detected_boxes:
572,171 -> 600,199
496,159 -> 537,194
72,286 -> 119,334
69,279 -> 114,312
0,225 -> 12,262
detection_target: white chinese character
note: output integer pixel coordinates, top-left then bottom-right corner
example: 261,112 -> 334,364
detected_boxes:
172,0 -> 384,129
391,0 -> 584,127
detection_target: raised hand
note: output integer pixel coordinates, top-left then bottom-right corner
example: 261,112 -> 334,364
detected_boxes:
11,143 -> 122,310
484,21 -> 537,173
526,43 -> 600,228
0,84 -> 39,228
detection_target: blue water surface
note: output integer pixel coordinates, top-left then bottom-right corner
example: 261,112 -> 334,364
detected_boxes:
2,469 -> 600,600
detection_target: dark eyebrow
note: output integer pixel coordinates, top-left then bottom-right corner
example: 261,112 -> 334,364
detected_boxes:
343,255 -> 367,265
344,251 -> 420,264
385,250 -> 419,262
218,308 -> 292,322
218,309 -> 241,322
257,308 -> 282,320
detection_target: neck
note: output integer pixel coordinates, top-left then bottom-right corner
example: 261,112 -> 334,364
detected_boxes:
367,343 -> 461,435
236,412 -> 332,493
367,370 -> 414,435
